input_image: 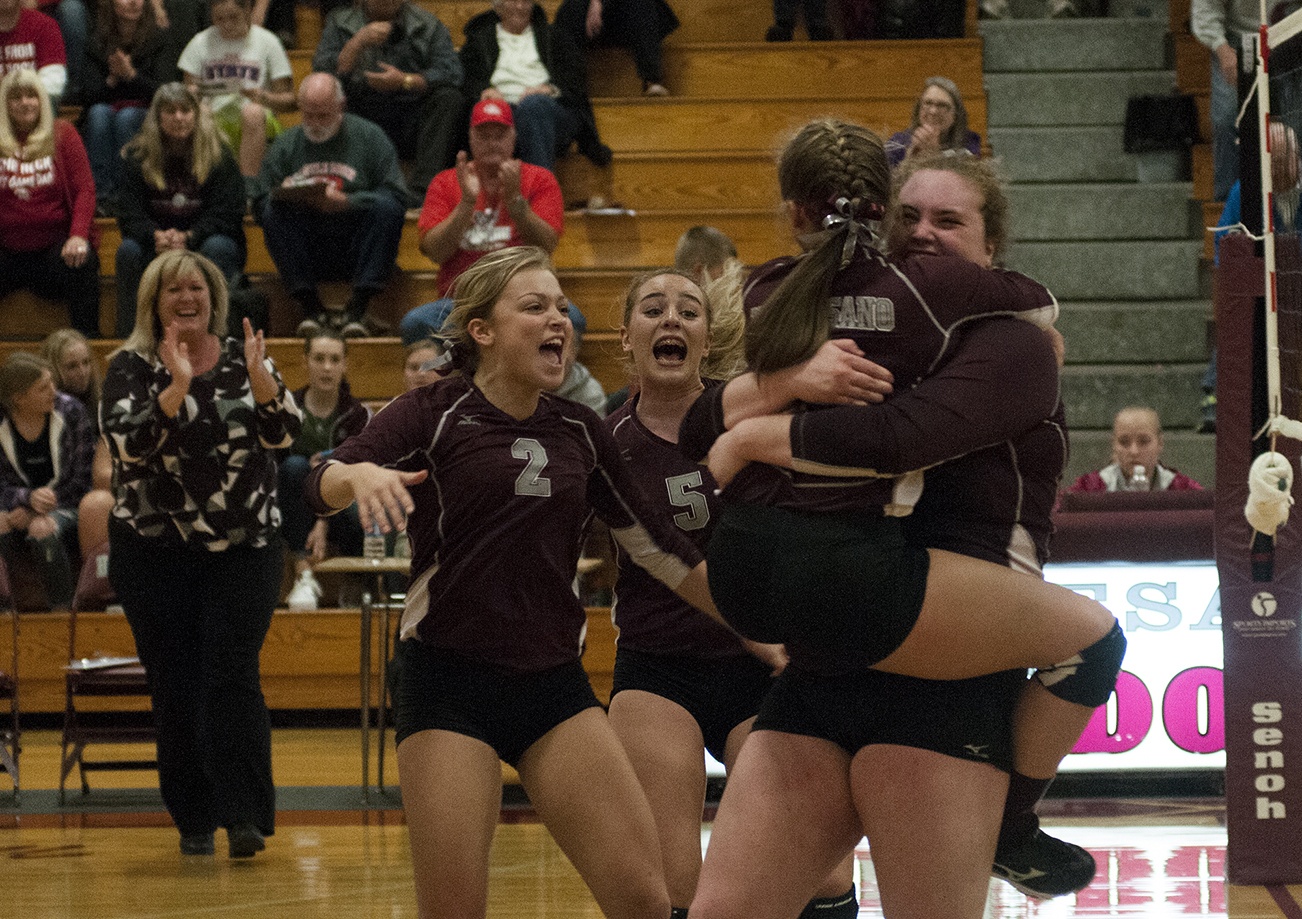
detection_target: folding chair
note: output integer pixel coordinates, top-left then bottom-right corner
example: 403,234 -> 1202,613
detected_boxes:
59,549 -> 156,802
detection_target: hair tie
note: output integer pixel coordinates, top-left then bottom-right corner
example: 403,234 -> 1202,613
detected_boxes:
821,196 -> 880,268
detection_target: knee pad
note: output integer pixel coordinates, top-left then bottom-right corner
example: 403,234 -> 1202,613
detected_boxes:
1033,621 -> 1126,707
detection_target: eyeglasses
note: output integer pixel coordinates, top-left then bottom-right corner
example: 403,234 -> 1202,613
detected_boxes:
920,100 -> 955,112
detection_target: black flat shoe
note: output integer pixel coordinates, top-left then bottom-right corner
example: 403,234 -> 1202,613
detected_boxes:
228,824 -> 265,859
180,833 -> 215,855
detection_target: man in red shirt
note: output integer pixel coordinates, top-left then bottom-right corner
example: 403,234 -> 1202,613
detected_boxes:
399,97 -> 565,344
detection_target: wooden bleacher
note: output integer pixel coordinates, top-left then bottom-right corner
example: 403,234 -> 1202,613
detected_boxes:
1169,0 -> 1217,259
2,605 -> 620,713
1,0 -> 989,401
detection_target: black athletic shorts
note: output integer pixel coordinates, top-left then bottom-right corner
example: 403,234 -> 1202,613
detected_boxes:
707,503 -> 930,668
753,664 -> 1027,771
393,640 -> 601,767
611,647 -> 776,763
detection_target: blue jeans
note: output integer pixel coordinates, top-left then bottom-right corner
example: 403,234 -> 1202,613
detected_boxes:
84,103 -> 146,201
258,194 -> 405,299
1211,46 -> 1240,202
278,454 -> 362,556
50,0 -> 90,102
512,95 -> 580,171
116,235 -> 243,337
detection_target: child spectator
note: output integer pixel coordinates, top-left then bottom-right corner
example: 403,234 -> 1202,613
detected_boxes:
41,328 -> 100,425
0,351 -> 95,609
178,0 -> 294,178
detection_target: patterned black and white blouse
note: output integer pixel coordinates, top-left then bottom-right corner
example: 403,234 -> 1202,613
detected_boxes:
101,338 -> 302,550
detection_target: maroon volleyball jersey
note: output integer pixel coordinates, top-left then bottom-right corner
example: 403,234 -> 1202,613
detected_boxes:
680,247 -> 1059,517
606,384 -> 749,659
310,376 -> 703,672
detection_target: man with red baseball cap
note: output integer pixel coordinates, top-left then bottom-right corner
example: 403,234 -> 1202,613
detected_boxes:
399,96 -> 568,344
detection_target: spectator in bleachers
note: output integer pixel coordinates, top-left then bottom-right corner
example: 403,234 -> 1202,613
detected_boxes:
281,327 -> 369,611
553,0 -> 677,97
250,0 -> 295,48
399,97 -> 564,343
31,0 -> 86,101
0,0 -> 67,102
178,0 -> 294,179
403,336 -> 446,391
674,224 -> 739,285
1192,0 -> 1258,201
885,76 -> 981,170
41,328 -> 100,424
39,330 -> 112,600
760,0 -> 830,41
0,68 -> 100,338
81,0 -> 179,215
0,351 -> 95,610
312,0 -> 463,205
460,0 -> 611,169
555,325 -> 605,413
116,81 -> 246,336
1067,406 -> 1204,493
253,72 -> 407,337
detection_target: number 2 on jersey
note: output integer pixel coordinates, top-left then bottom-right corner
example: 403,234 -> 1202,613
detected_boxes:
512,438 -> 552,497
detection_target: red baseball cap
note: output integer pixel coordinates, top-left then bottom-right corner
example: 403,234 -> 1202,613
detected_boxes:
471,99 -> 514,128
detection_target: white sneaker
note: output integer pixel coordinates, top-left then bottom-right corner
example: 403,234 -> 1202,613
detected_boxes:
287,570 -> 322,610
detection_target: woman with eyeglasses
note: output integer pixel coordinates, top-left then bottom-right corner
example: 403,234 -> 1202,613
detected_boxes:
885,76 -> 981,169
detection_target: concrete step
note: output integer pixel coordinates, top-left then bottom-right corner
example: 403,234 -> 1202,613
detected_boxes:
1056,300 -> 1212,363
984,70 -> 1179,126
981,18 -> 1168,73
1008,182 -> 1198,240
1064,429 -> 1214,490
1007,239 -> 1205,299
988,126 -> 1139,182
984,0 -> 1166,17
1060,361 -> 1204,429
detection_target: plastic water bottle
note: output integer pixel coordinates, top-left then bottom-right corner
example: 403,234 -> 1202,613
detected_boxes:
392,528 -> 411,560
1127,465 -> 1150,492
363,523 -> 386,560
